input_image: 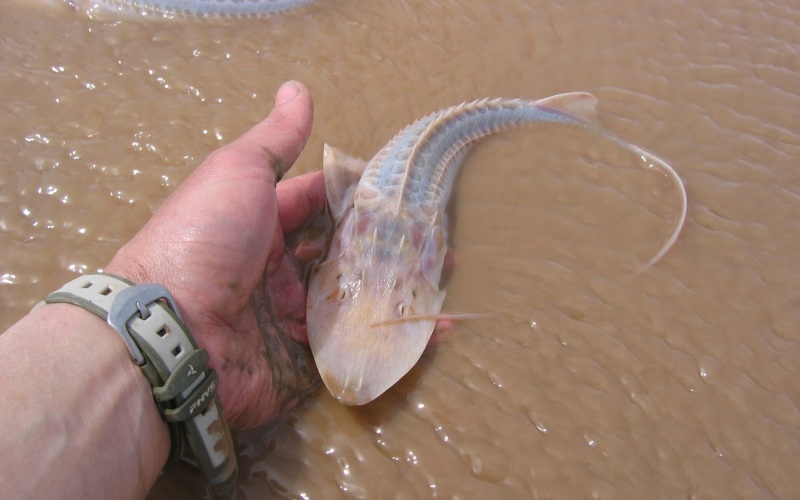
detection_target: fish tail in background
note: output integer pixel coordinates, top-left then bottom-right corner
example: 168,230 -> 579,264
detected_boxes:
72,0 -> 316,19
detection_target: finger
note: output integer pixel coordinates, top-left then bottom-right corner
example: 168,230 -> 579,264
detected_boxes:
277,171 -> 327,233
429,319 -> 455,346
290,238 -> 326,268
232,81 -> 315,180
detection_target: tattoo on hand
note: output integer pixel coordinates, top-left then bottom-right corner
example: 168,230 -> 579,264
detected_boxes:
252,279 -> 320,416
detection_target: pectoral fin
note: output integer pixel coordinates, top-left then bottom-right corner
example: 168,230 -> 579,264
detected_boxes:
323,144 -> 368,221
420,225 -> 447,288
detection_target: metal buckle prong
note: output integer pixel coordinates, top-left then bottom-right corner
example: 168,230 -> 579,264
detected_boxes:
108,283 -> 185,365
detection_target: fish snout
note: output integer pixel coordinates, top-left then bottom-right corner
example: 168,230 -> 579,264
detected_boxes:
318,368 -> 371,406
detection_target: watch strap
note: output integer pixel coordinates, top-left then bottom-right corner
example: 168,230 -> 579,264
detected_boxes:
43,273 -> 237,499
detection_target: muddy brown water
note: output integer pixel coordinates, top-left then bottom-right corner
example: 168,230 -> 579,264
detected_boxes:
2,0 -> 799,497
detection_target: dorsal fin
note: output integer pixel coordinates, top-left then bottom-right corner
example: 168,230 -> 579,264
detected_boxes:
322,144 -> 368,222
535,92 -> 600,127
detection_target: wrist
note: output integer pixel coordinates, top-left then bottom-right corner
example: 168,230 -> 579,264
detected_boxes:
1,302 -> 169,498
34,302 -> 173,470
41,273 -> 238,497
105,249 -> 168,304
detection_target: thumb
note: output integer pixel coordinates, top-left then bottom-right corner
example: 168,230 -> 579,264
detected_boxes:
275,80 -> 301,106
233,80 -> 315,180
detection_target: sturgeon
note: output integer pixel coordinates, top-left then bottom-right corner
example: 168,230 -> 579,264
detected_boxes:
62,0 -> 315,19
307,93 -> 687,405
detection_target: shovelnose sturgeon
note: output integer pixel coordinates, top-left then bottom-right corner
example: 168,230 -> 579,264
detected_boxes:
61,0 -> 315,19
307,93 -> 687,405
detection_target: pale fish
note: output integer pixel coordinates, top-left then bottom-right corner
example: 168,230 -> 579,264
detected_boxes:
307,93 -> 687,405
60,0 -> 315,19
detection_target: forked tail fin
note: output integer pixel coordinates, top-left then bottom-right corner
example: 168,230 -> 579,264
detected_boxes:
540,93 -> 687,266
596,133 -> 687,267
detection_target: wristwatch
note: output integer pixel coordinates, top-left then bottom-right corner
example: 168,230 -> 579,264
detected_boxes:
41,273 -> 237,499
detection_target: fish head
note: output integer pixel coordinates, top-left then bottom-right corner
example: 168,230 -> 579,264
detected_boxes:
307,208 -> 447,405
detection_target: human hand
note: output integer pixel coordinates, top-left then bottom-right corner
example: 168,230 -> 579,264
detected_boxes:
105,81 -> 326,431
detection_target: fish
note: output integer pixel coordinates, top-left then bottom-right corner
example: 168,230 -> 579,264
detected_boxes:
62,0 -> 316,19
306,93 -> 687,405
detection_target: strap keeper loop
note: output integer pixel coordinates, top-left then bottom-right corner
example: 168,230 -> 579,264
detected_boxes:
163,369 -> 219,423
153,349 -> 210,402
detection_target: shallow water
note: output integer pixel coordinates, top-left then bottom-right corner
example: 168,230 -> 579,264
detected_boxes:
2,0 -> 799,497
